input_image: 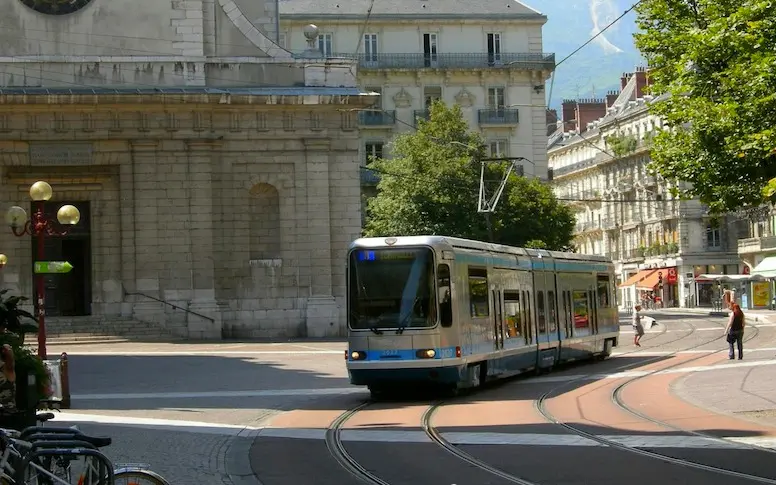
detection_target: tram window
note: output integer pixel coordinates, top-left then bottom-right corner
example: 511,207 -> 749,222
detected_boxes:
536,292 -> 546,333
597,275 -> 611,308
468,267 -> 490,317
438,264 -> 453,327
572,290 -> 590,329
503,291 -> 521,339
525,291 -> 533,342
548,291 -> 557,333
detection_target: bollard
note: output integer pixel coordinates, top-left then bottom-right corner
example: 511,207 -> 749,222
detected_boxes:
60,352 -> 71,409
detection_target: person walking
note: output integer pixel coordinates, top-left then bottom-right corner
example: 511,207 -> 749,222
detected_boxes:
632,304 -> 645,347
724,303 -> 746,360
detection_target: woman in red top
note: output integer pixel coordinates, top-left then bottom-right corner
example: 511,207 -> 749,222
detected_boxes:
724,304 -> 746,360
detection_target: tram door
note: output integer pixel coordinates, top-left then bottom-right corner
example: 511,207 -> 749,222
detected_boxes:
492,289 -> 505,351
534,271 -> 550,346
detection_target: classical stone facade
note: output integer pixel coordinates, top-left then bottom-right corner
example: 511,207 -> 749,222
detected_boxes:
0,0 -> 376,338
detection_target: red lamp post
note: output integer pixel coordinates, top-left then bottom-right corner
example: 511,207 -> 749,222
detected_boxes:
5,181 -> 81,360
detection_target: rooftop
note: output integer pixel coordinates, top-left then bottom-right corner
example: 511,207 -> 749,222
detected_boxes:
278,0 -> 545,20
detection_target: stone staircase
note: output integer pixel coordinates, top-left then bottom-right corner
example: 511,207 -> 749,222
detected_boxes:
23,315 -> 182,344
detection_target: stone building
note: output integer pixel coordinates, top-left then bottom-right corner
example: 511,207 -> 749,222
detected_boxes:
548,68 -> 744,309
0,0 -> 377,339
278,0 -> 555,195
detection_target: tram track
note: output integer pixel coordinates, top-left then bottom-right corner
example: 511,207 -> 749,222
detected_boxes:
325,317 -> 701,485
536,320 -> 776,484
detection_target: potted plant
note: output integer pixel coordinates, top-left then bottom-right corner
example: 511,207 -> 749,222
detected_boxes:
0,290 -> 50,429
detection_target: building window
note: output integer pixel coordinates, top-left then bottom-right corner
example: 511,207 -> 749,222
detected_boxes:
489,140 -> 508,158
317,33 -> 333,56
487,87 -> 505,109
365,142 -> 383,164
277,33 -> 287,48
422,33 -> 438,67
363,33 -> 378,64
486,33 -> 502,64
423,86 -> 442,109
706,224 -> 721,248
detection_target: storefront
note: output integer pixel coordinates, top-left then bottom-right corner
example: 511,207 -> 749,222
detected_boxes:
696,274 -> 770,310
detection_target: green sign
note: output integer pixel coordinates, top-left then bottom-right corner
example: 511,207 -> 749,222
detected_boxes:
34,261 -> 73,274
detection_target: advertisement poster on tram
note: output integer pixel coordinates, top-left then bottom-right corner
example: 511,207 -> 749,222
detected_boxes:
572,290 -> 589,328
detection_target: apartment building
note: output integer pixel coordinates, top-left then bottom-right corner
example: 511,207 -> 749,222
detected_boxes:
278,0 -> 555,187
548,68 -> 744,309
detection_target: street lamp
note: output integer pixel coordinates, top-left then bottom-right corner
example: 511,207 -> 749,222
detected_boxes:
5,181 -> 81,359
0,254 -> 6,269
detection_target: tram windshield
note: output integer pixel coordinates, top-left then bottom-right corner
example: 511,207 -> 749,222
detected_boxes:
348,247 -> 437,331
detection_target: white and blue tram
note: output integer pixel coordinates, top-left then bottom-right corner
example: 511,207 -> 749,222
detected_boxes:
345,236 -> 619,395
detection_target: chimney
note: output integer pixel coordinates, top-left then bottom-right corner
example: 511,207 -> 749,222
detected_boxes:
620,72 -> 631,90
546,108 -> 559,135
561,99 -> 577,132
634,66 -> 648,98
605,90 -> 619,109
574,98 -> 607,134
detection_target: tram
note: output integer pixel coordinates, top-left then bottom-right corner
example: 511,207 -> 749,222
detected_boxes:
345,235 -> 619,396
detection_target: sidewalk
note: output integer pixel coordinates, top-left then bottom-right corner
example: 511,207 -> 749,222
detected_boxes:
620,306 -> 776,324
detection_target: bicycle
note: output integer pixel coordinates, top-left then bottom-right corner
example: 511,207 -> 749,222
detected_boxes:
13,425 -> 170,485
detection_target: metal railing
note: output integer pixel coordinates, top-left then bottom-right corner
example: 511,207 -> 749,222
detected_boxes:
123,290 -> 215,323
358,110 -> 396,127
414,110 -> 430,125
478,108 -> 519,125
329,52 -> 556,70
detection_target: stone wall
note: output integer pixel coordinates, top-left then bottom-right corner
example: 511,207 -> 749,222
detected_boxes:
0,98 -> 369,339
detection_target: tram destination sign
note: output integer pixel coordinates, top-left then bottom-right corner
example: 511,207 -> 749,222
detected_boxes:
28,143 -> 93,166
34,261 -> 74,274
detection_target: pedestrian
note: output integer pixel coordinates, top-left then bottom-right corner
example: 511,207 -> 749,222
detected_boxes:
724,303 -> 745,360
632,304 -> 645,347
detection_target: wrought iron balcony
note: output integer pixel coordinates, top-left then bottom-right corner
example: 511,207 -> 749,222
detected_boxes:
328,52 -> 555,70
478,108 -> 519,125
738,235 -> 776,255
358,110 -> 396,127
414,110 -> 430,125
361,167 -> 380,185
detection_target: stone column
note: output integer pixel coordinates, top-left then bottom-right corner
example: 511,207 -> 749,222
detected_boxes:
185,140 -> 223,339
129,140 -> 165,324
301,138 -> 338,337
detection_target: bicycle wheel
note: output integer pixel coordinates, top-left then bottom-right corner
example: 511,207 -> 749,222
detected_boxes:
114,469 -> 170,485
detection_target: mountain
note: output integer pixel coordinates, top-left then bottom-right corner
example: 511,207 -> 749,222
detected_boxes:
521,0 -> 646,111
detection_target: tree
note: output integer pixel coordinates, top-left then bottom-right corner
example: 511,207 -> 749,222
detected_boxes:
633,0 -> 776,213
363,101 -> 575,250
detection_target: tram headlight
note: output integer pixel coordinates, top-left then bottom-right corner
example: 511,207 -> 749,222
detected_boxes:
416,349 -> 436,359
350,351 -> 367,360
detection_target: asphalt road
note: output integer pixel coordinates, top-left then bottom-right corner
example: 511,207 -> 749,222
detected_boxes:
40,313 -> 776,485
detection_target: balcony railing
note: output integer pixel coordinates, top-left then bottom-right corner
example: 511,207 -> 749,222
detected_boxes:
737,235 -> 776,255
414,110 -> 430,125
478,108 -> 519,125
328,52 -> 556,70
358,110 -> 396,127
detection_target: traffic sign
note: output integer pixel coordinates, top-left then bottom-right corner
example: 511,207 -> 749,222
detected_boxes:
34,261 -> 73,274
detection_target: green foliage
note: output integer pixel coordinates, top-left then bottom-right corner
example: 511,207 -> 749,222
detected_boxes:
0,291 -> 49,404
606,133 -> 639,157
0,289 -> 38,340
634,0 -> 776,213
363,101 -> 575,250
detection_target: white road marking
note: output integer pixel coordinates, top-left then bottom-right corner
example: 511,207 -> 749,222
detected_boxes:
52,413 -> 262,437
60,350 -> 343,356
73,357 -> 776,401
52,413 -> 776,449
259,428 -> 773,449
73,387 -> 363,400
